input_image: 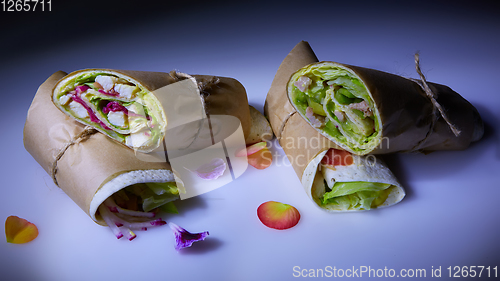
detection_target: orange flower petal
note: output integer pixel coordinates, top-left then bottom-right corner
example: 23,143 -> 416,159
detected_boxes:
248,147 -> 272,169
236,141 -> 267,157
5,216 -> 39,244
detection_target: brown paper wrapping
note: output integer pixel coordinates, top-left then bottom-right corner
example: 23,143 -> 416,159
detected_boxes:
266,41 -> 483,176
265,41 -> 337,178
25,70 -> 251,223
264,42 -> 408,211
194,74 -> 251,139
283,44 -> 483,155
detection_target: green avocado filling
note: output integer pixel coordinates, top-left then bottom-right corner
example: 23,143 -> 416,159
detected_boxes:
291,64 -> 381,153
113,182 -> 179,213
321,181 -> 393,210
56,72 -> 163,149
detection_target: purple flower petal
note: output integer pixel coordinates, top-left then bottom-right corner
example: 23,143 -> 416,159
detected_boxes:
191,158 -> 226,180
169,222 -> 209,250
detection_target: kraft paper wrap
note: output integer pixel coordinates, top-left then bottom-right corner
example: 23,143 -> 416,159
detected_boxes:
266,41 -> 483,171
265,41 -> 338,178
265,42 -> 408,211
24,70 -> 251,223
283,42 -> 483,156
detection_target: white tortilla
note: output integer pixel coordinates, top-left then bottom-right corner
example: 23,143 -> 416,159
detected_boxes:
302,150 -> 405,212
89,170 -> 183,221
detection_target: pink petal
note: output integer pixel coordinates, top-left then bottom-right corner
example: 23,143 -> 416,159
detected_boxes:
192,158 -> 226,180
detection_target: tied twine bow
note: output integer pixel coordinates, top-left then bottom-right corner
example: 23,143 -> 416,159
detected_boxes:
412,53 -> 461,137
169,70 -> 220,111
169,70 -> 221,149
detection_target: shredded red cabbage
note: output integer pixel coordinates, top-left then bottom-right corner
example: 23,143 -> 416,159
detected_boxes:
70,85 -> 151,130
99,89 -> 120,97
103,101 -> 129,115
71,88 -> 112,130
103,101 -> 151,121
75,85 -> 90,94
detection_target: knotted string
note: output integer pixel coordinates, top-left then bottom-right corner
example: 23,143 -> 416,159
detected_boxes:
169,70 -> 220,112
51,126 -> 98,186
411,53 -> 461,137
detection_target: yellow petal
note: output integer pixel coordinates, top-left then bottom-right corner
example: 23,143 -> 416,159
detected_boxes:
5,216 -> 39,244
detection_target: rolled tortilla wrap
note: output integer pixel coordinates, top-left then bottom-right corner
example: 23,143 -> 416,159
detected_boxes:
25,71 -> 183,223
287,60 -> 484,155
265,41 -> 404,211
283,113 -> 405,211
52,69 -> 252,152
305,148 -> 405,211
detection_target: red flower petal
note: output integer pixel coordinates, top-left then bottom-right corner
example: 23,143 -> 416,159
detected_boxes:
257,201 -> 300,230
5,216 -> 39,244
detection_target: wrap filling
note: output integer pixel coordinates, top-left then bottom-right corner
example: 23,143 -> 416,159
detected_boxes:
290,63 -> 381,154
54,72 -> 165,151
313,149 -> 397,211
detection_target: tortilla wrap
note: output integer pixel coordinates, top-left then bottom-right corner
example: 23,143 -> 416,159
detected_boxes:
265,42 -> 404,211
25,71 -> 183,223
287,58 -> 483,156
25,71 -> 251,223
283,113 -> 405,211
52,69 -> 252,152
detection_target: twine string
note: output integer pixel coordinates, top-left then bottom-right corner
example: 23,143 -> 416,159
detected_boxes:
50,126 -> 98,186
169,70 -> 220,111
412,53 -> 461,137
169,71 -> 220,149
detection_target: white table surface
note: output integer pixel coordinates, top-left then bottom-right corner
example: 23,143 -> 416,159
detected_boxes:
1,1 -> 499,280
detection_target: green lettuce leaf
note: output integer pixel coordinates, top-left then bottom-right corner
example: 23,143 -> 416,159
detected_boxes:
322,182 -> 391,210
146,182 -> 179,196
160,201 -> 179,214
124,182 -> 180,212
290,63 -> 381,154
142,193 -> 179,212
140,182 -> 180,212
